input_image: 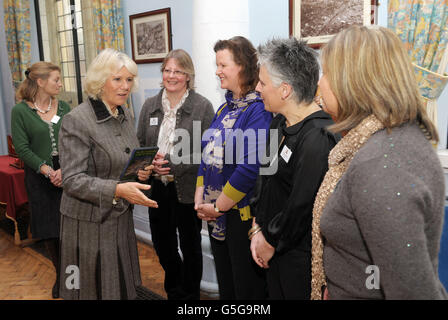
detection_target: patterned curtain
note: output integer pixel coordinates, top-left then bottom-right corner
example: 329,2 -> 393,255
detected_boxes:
388,0 -> 448,128
3,0 -> 31,91
92,0 -> 125,52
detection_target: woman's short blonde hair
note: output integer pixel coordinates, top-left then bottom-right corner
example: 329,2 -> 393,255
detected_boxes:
84,48 -> 139,99
321,25 -> 438,142
160,49 -> 195,90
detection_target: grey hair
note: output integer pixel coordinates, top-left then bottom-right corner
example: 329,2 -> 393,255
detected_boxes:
257,38 -> 319,104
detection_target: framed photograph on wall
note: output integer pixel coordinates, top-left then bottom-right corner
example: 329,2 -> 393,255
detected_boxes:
129,8 -> 172,64
289,0 -> 378,48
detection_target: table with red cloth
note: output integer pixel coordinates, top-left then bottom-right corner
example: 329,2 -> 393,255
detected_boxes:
0,155 -> 29,245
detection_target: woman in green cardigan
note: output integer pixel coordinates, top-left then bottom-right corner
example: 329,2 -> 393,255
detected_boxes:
11,62 -> 71,299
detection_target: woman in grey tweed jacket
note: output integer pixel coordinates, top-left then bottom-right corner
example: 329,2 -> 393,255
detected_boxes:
315,26 -> 448,300
58,49 -> 157,300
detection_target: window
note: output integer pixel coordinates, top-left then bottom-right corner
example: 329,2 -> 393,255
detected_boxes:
35,0 -> 91,107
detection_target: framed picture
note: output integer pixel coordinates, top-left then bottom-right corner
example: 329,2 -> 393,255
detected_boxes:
289,0 -> 378,48
129,8 -> 172,64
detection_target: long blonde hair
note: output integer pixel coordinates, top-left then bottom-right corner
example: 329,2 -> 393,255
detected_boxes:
321,25 -> 438,142
16,62 -> 60,102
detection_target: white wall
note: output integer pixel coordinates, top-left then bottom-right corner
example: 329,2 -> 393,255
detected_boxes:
122,0 -> 194,123
248,0 -> 289,47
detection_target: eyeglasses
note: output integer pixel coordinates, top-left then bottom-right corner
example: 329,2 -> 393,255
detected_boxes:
163,69 -> 187,77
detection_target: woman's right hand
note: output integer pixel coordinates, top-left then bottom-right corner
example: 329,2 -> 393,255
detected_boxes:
115,182 -> 158,208
323,287 -> 329,300
194,186 -> 204,211
153,151 -> 170,176
49,169 -> 62,188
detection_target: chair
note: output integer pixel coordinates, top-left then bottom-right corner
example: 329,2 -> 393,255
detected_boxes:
7,135 -> 24,169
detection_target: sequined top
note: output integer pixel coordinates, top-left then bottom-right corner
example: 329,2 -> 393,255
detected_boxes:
318,121 -> 447,299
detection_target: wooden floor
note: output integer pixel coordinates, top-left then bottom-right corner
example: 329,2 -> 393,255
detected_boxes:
0,227 -> 168,300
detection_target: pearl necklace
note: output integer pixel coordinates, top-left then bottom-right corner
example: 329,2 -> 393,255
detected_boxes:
33,97 -> 52,114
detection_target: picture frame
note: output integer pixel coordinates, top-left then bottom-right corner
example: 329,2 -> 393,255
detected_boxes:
289,0 -> 379,49
129,8 -> 172,64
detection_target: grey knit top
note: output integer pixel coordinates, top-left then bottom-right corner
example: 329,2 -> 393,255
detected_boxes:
320,123 -> 448,299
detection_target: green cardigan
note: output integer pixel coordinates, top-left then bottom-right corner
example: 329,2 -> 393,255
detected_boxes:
11,100 -> 71,172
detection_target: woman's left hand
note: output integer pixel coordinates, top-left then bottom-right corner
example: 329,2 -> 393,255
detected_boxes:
250,230 -> 275,269
137,165 -> 154,181
49,169 -> 62,188
196,203 -> 222,221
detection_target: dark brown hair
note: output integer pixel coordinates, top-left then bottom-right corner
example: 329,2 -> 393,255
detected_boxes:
214,36 -> 259,97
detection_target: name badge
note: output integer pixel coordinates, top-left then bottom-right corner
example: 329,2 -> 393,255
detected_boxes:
150,117 -> 158,126
51,115 -> 60,124
280,145 -> 292,163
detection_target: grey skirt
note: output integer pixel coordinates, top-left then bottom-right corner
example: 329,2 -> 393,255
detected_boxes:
58,209 -> 142,300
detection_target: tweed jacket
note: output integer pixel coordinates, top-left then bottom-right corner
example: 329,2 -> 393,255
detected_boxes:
59,98 -> 140,223
137,89 -> 214,203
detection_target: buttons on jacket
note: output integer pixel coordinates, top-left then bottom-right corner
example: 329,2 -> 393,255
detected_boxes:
125,147 -> 130,154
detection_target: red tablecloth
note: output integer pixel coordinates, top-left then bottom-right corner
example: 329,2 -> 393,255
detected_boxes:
0,155 -> 28,221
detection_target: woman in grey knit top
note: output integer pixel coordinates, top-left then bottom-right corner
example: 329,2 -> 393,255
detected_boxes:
312,26 -> 448,300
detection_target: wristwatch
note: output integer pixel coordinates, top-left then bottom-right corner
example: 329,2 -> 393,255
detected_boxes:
214,203 -> 222,214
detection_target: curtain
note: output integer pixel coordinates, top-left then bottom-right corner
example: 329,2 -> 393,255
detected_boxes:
388,0 -> 448,128
3,0 -> 31,91
0,0 -> 21,154
92,0 -> 125,52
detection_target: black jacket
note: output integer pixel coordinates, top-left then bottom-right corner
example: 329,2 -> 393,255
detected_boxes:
253,110 -> 339,253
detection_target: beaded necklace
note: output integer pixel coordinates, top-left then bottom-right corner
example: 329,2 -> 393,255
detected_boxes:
34,97 -> 52,114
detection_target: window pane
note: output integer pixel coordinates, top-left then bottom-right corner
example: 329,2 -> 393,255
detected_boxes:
68,62 -> 75,76
64,14 -> 72,31
59,31 -> 66,46
58,16 -> 64,31
57,1 -> 63,16
65,31 -> 73,46
62,62 -> 69,77
80,61 -> 86,77
64,78 -> 71,91
79,44 -> 85,60
63,0 -> 70,15
77,28 -> 84,45
68,47 -> 75,61
75,12 -> 82,28
75,0 -> 81,12
81,76 -> 86,89
61,47 -> 67,62
70,78 -> 76,92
